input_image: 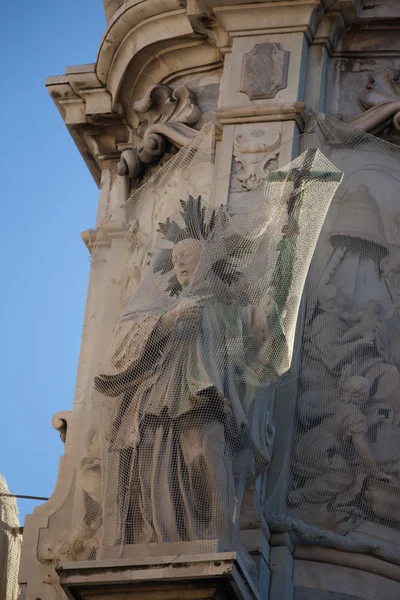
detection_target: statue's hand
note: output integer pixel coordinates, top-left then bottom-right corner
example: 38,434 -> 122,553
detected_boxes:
174,297 -> 204,322
372,470 -> 395,485
170,297 -> 204,339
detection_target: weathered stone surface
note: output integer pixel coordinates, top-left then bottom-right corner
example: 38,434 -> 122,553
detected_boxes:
295,589 -> 370,600
240,43 -> 289,100
103,0 -> 124,22
57,552 -> 261,600
294,560 -> 400,600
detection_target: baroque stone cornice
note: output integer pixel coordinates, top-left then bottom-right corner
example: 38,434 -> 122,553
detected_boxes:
46,65 -> 130,185
97,0 -> 198,104
81,221 -> 128,253
211,1 -> 322,44
212,102 -> 307,130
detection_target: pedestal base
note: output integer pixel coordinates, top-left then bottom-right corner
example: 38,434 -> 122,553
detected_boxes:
57,548 -> 262,600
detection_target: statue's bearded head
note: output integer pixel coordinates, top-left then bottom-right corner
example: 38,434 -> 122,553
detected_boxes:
172,238 -> 202,287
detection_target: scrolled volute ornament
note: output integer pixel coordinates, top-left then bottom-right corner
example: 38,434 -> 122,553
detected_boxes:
52,410 -> 72,444
117,84 -> 201,181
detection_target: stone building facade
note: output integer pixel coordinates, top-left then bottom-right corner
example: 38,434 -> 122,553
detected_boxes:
19,1 -> 400,599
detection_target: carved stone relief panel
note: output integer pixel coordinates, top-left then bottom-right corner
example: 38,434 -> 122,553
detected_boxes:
267,138 -> 400,556
233,128 -> 280,191
240,43 -> 289,100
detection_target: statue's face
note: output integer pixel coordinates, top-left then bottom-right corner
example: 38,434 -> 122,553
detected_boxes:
172,238 -> 202,287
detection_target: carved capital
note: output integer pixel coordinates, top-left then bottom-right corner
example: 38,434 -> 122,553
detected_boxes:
117,84 -> 202,183
347,69 -> 400,135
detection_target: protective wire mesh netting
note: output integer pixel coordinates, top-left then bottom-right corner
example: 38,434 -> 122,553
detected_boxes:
49,113 -> 400,589
266,115 -> 400,564
0,475 -> 21,600
50,121 -> 342,581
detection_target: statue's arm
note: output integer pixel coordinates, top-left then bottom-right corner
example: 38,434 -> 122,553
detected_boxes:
351,431 -> 390,481
382,303 -> 400,322
341,311 -> 362,322
95,312 -> 171,396
249,300 -> 290,382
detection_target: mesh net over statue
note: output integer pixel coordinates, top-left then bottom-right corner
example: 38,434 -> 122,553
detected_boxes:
57,125 -> 342,569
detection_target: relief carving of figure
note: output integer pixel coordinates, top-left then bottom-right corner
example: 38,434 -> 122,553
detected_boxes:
339,300 -> 399,346
291,375 -> 391,531
291,182 -> 400,533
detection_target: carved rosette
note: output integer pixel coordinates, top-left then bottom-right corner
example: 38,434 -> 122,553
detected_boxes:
117,84 -> 201,183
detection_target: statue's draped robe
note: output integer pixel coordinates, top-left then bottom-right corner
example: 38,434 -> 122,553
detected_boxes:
96,298 -> 270,546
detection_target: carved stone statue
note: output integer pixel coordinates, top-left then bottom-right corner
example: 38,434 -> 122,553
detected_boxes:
75,148 -> 342,557
95,196 -> 290,548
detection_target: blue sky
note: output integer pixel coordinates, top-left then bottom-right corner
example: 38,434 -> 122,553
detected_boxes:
0,2 -> 105,523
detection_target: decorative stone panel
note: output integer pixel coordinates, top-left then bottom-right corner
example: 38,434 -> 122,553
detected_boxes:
240,43 -> 289,100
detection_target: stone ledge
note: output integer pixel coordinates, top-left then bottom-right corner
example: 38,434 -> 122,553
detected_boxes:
212,103 -> 307,130
56,550 -> 262,600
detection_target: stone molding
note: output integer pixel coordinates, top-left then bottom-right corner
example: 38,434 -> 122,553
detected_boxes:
212,1 -> 322,44
311,10 -> 346,54
46,67 -> 128,186
56,551 -> 262,600
46,63 -> 216,187
97,1 -> 197,100
103,0 -> 124,22
212,103 -> 307,130
294,545 -> 400,584
81,221 -> 128,253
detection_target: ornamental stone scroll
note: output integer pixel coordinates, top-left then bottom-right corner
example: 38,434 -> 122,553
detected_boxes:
117,84 -> 202,184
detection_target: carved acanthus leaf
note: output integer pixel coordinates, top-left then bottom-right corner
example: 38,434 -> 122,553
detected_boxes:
347,69 -> 400,135
117,84 -> 201,183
